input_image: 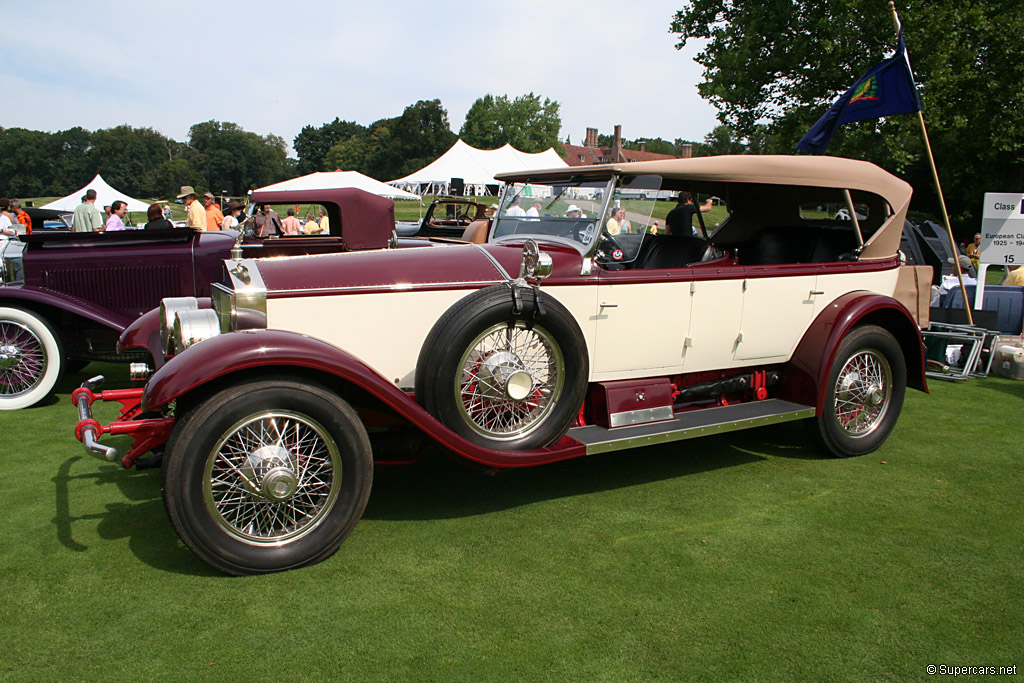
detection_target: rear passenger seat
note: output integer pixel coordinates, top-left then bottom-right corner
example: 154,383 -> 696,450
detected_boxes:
738,226 -> 859,265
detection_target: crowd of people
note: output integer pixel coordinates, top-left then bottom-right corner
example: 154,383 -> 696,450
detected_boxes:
52,184 -> 326,239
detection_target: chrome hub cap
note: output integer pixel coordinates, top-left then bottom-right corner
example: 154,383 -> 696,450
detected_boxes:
261,466 -> 299,501
0,344 -> 22,370
505,370 -> 534,400
0,321 -> 46,397
833,349 -> 892,437
456,322 -> 564,440
204,411 -> 341,545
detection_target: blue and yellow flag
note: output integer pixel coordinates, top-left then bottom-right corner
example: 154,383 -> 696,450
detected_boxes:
796,31 -> 922,154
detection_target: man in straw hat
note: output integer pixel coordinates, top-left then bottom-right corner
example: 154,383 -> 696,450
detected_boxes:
177,186 -> 207,231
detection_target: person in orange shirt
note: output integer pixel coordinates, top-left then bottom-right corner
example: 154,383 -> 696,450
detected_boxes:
10,199 -> 31,234
203,192 -> 224,230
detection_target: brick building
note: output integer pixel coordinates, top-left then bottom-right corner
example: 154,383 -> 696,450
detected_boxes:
562,125 -> 691,167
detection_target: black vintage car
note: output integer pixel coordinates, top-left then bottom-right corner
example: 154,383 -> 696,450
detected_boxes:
395,198 -> 491,239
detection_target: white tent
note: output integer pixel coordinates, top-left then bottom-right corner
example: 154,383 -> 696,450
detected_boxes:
389,140 -> 568,195
255,170 -> 420,200
41,174 -> 152,214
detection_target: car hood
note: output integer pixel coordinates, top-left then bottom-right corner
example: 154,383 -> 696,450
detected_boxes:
252,240 -> 585,295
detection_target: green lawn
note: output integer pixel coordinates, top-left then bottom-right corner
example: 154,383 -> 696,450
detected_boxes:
1,363 -> 1021,680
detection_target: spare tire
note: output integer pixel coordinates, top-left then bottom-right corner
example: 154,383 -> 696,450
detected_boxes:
415,285 -> 588,450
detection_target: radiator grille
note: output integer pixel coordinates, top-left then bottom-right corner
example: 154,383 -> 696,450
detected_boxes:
42,265 -> 182,312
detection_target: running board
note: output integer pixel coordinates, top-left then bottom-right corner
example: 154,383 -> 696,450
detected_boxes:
567,399 -> 816,455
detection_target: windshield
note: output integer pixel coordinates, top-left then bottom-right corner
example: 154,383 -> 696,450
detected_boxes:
492,175 -> 663,264
492,179 -> 610,250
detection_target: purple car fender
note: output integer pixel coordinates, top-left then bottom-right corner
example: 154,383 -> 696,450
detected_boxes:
0,287 -> 132,331
141,328 -> 587,468
779,291 -> 927,413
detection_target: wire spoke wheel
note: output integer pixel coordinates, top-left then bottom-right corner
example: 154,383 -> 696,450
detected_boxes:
832,349 -> 892,437
0,319 -> 46,397
203,410 -> 341,545
455,322 -> 565,441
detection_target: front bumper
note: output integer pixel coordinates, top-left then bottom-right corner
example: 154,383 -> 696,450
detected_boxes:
72,376 -> 176,469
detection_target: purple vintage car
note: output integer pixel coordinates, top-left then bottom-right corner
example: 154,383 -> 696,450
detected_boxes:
0,188 -> 397,410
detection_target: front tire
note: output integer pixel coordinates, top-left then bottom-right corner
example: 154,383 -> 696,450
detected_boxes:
0,306 -> 63,410
162,378 -> 373,575
416,286 -> 588,450
807,325 -> 906,457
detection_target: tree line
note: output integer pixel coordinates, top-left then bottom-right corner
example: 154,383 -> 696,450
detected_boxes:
0,122 -> 294,200
0,93 -> 567,201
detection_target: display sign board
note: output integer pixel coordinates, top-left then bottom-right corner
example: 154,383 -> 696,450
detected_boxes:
980,193 -> 1024,265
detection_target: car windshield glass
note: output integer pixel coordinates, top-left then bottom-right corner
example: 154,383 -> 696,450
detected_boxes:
492,175 -> 662,263
492,179 -> 610,251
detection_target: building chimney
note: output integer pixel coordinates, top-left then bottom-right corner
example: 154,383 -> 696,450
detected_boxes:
638,140 -> 646,153
585,127 -> 598,147
613,124 -> 622,161
679,143 -> 692,159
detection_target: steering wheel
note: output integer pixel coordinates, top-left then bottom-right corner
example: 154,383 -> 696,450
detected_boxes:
594,230 -> 626,264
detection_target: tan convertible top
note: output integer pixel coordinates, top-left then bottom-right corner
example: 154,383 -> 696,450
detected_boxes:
496,155 -> 913,260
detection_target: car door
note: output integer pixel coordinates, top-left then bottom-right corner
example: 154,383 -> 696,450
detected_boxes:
733,269 -> 818,361
591,268 -> 691,378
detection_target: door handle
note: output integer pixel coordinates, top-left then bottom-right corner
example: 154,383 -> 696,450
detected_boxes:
810,290 -> 825,296
599,302 -> 618,308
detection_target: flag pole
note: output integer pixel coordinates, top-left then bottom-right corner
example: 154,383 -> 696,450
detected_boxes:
888,2 -> 973,325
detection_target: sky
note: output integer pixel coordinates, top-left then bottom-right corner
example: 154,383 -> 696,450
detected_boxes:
3,0 -> 720,155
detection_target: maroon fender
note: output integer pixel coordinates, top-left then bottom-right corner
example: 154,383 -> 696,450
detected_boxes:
778,291 -> 928,412
118,298 -> 212,369
0,287 -> 131,331
141,329 -> 586,468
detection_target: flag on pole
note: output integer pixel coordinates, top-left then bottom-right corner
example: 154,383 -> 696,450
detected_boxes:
795,30 -> 922,154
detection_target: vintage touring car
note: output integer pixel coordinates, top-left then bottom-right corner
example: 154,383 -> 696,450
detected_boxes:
74,155 -> 929,575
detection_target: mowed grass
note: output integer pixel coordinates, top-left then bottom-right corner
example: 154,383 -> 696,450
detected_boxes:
1,363 -> 1022,681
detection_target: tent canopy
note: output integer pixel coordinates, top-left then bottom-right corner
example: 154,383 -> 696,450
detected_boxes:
389,140 -> 568,188
256,170 -> 420,200
41,174 -> 152,214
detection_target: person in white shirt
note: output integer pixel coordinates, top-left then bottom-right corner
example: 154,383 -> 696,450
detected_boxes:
525,200 -> 542,218
505,198 -> 527,217
931,254 -> 977,306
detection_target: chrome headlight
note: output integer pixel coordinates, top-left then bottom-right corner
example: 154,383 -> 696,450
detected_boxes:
213,258 -> 268,334
172,309 -> 220,354
160,297 -> 198,355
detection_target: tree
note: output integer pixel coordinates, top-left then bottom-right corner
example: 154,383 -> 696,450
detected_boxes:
188,121 -> 294,194
0,128 -> 56,197
89,125 -> 175,198
670,0 -> 1024,231
460,93 -> 562,153
294,118 -> 366,175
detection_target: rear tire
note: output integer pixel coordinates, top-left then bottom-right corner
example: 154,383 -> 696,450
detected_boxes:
0,306 -> 63,410
162,378 -> 373,575
807,325 -> 906,457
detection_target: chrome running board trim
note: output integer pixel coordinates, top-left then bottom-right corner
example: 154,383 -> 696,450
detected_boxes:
567,399 -> 815,455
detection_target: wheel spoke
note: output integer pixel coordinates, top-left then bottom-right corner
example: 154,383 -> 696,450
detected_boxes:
0,320 -> 47,397
832,349 -> 892,437
203,411 -> 341,545
455,322 -> 565,440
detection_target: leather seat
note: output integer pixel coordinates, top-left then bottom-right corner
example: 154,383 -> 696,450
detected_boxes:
460,219 -> 489,244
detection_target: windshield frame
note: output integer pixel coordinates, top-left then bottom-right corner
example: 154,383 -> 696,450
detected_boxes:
490,177 -> 616,259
